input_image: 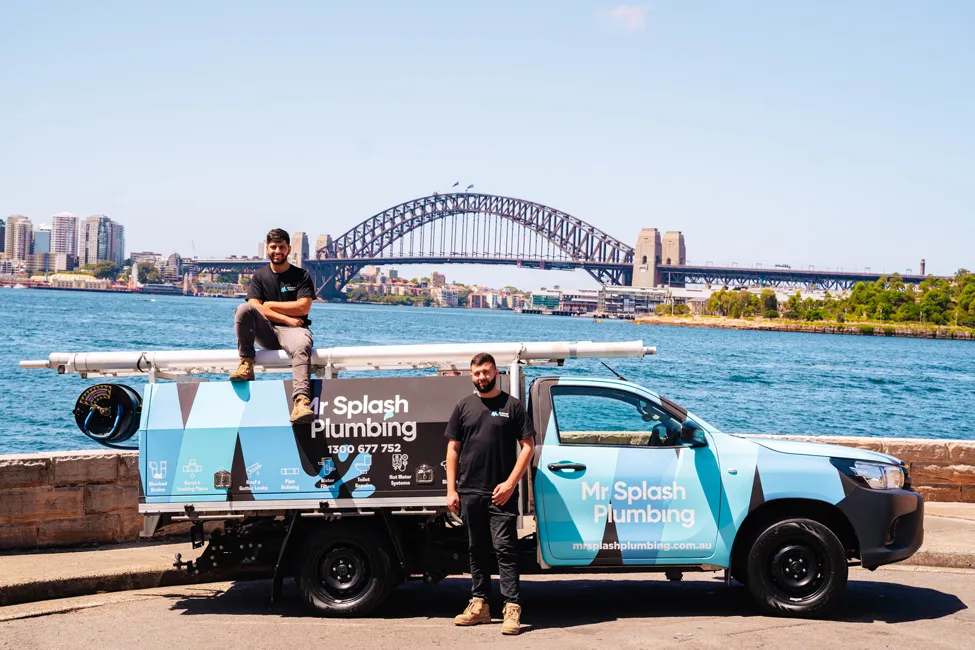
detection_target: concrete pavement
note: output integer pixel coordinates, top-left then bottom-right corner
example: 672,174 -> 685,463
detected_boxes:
1,503 -> 973,608
2,569 -> 974,649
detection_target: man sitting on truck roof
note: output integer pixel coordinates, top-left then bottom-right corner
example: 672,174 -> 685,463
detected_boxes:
445,353 -> 536,636
230,228 -> 315,424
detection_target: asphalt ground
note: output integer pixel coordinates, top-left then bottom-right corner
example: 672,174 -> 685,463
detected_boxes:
1,567 -> 973,650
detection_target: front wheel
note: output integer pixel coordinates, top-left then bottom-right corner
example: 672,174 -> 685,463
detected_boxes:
296,524 -> 394,616
745,518 -> 847,617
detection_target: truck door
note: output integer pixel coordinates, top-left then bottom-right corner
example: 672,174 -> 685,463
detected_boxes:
531,379 -> 721,566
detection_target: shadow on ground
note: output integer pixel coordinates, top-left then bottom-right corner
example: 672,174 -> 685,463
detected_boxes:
163,573 -> 966,630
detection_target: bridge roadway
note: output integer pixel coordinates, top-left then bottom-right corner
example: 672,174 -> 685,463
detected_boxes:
189,257 -> 945,292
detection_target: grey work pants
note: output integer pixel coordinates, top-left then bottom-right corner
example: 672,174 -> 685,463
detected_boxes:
234,302 -> 313,399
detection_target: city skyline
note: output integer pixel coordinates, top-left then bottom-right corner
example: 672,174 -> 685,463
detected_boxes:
2,2 -> 973,290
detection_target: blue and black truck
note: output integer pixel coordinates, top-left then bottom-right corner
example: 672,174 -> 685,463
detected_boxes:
23,340 -> 923,618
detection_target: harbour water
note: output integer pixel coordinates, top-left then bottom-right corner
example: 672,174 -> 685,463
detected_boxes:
2,289 -> 974,454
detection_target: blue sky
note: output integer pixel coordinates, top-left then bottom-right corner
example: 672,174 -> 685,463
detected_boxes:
2,1 -> 972,289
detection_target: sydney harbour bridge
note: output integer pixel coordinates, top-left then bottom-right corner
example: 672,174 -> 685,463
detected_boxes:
192,192 -> 935,299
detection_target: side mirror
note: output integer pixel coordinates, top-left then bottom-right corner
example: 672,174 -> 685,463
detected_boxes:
679,421 -> 708,448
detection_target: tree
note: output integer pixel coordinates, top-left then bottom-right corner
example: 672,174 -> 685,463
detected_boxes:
86,261 -> 120,280
760,289 -> 778,315
138,263 -> 162,284
217,272 -> 238,284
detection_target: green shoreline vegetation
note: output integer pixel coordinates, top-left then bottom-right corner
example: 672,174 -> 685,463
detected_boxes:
645,270 -> 975,339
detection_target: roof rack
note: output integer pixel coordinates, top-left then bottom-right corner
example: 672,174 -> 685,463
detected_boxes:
20,340 -> 656,379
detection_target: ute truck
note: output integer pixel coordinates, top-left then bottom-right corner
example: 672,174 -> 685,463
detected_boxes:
22,340 -> 923,618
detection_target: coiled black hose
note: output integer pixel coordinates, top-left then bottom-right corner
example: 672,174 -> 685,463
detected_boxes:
73,384 -> 142,450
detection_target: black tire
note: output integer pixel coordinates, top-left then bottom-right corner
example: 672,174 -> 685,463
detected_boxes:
745,518 -> 847,617
296,523 -> 394,616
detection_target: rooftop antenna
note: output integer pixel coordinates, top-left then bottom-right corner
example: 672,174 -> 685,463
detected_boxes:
599,360 -> 628,382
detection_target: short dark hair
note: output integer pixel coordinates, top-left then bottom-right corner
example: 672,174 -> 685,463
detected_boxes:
470,353 -> 496,368
266,229 -> 290,245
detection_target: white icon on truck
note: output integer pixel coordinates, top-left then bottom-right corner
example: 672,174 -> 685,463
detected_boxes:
183,460 -> 203,478
149,461 -> 167,479
392,454 -> 409,472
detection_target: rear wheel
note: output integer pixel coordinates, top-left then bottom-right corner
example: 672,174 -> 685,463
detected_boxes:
296,524 -> 394,616
745,518 -> 847,617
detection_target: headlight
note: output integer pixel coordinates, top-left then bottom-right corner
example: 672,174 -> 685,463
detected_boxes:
833,459 -> 905,490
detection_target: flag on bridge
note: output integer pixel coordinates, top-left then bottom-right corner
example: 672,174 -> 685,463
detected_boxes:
466,184 -> 474,190
452,181 -> 459,187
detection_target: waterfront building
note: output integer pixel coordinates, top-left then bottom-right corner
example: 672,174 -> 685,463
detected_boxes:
431,272 -> 446,287
130,251 -> 164,267
388,269 -> 399,279
34,224 -> 52,254
162,253 -> 183,282
431,285 -> 459,307
3,215 -> 30,261
598,286 -> 670,315
51,213 -> 78,256
79,215 -> 125,267
560,289 -> 600,314
11,216 -> 34,261
47,273 -> 112,290
0,218 -> 5,255
258,241 -> 266,258
359,265 -> 379,281
289,232 -> 309,267
529,290 -> 561,310
27,252 -> 77,274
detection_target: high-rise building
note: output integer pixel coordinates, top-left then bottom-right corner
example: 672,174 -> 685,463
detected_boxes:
34,224 -> 52,254
289,232 -> 309,267
631,228 -> 662,288
661,231 -> 686,266
431,272 -> 446,287
79,215 -> 125,267
4,215 -> 28,260
9,217 -> 34,261
0,219 -> 5,255
258,241 -> 266,258
314,234 -> 333,259
52,212 -> 78,256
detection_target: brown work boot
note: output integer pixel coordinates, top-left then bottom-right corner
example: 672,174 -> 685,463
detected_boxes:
501,603 -> 521,635
453,597 -> 491,626
290,394 -> 315,424
229,357 -> 255,382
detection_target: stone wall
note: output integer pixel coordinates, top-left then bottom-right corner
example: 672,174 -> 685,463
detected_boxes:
2,436 -> 974,550
0,450 -> 141,551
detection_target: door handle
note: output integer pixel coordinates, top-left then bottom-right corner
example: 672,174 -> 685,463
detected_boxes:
548,462 -> 587,472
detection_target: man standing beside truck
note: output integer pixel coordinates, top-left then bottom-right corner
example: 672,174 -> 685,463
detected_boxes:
445,353 -> 536,635
230,228 -> 316,424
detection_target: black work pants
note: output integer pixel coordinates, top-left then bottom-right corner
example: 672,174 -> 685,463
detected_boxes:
460,493 -> 520,605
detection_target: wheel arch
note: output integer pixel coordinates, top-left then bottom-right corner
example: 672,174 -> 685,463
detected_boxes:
730,498 -> 860,578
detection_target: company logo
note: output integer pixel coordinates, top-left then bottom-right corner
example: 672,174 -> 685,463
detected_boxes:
280,285 -> 297,293
491,410 -> 510,418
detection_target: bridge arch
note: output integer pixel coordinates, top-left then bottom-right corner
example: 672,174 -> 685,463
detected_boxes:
310,192 -> 634,297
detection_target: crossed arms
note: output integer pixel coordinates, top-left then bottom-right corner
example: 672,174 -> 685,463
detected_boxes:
248,297 -> 312,327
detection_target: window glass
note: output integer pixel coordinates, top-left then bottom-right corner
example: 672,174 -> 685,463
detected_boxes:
551,385 -> 683,446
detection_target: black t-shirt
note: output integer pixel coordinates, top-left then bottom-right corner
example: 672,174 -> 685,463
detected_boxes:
246,264 -> 316,327
444,391 -> 535,496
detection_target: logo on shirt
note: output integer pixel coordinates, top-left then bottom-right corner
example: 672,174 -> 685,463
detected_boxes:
280,285 -> 297,292
491,410 -> 510,418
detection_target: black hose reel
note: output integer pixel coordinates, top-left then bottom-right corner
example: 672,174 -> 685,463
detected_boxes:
73,384 -> 143,449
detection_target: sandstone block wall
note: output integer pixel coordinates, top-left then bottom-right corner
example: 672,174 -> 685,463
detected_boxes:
1,437 -> 974,551
0,450 -> 141,551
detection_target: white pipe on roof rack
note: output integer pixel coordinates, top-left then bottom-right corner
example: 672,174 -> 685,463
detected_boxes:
20,340 -> 655,377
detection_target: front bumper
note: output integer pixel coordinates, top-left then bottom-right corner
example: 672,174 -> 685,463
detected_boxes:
836,477 -> 924,569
